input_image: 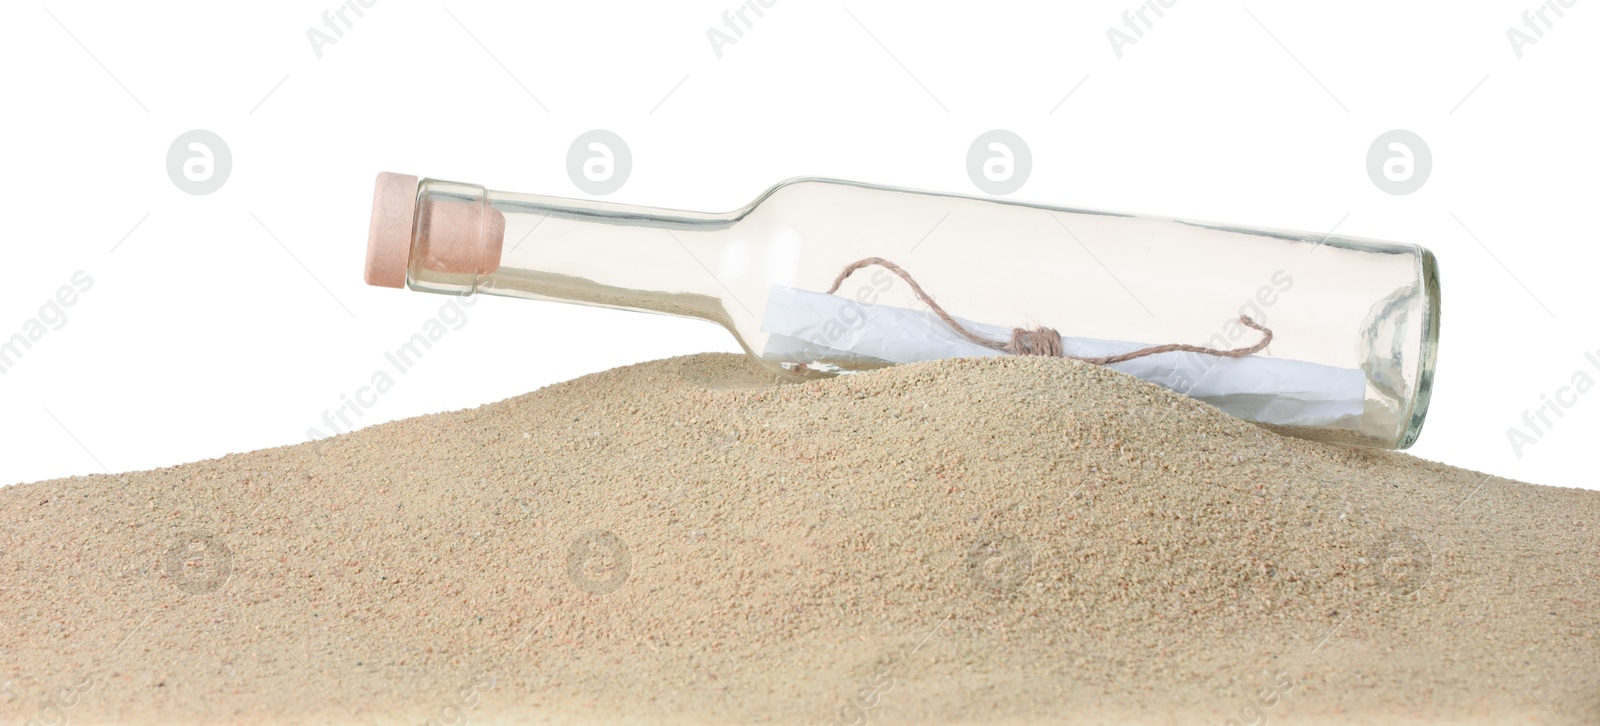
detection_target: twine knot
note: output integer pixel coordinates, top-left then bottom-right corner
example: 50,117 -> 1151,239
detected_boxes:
1008,327 -> 1065,357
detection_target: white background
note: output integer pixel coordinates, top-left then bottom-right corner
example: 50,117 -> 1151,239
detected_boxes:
1,2 -> 1595,491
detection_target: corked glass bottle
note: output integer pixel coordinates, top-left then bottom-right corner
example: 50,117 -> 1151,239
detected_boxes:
364,173 -> 1439,449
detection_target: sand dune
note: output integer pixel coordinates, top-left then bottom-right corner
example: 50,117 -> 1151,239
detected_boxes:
2,354 -> 1595,724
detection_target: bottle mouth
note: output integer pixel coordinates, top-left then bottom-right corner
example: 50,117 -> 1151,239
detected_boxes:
364,172 -> 506,290
1395,248 -> 1441,449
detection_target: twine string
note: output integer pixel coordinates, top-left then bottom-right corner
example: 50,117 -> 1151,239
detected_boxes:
825,257 -> 1273,364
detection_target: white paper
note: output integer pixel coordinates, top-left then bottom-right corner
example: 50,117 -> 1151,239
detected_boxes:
760,286 -> 1366,428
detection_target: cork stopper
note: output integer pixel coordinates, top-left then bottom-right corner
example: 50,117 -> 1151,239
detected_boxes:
365,172 -> 506,289
365,172 -> 418,288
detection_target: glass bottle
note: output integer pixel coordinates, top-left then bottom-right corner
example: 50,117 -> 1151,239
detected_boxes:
364,173 -> 1439,450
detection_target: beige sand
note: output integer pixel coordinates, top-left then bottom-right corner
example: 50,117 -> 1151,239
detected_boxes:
1,354 -> 1596,725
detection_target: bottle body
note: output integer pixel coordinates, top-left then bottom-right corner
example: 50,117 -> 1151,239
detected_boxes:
381,176 -> 1439,449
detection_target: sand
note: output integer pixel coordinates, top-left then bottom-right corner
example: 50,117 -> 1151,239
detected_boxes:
1,353 -> 1596,725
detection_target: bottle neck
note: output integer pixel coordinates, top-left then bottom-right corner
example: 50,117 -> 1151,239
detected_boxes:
426,189 -> 745,325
